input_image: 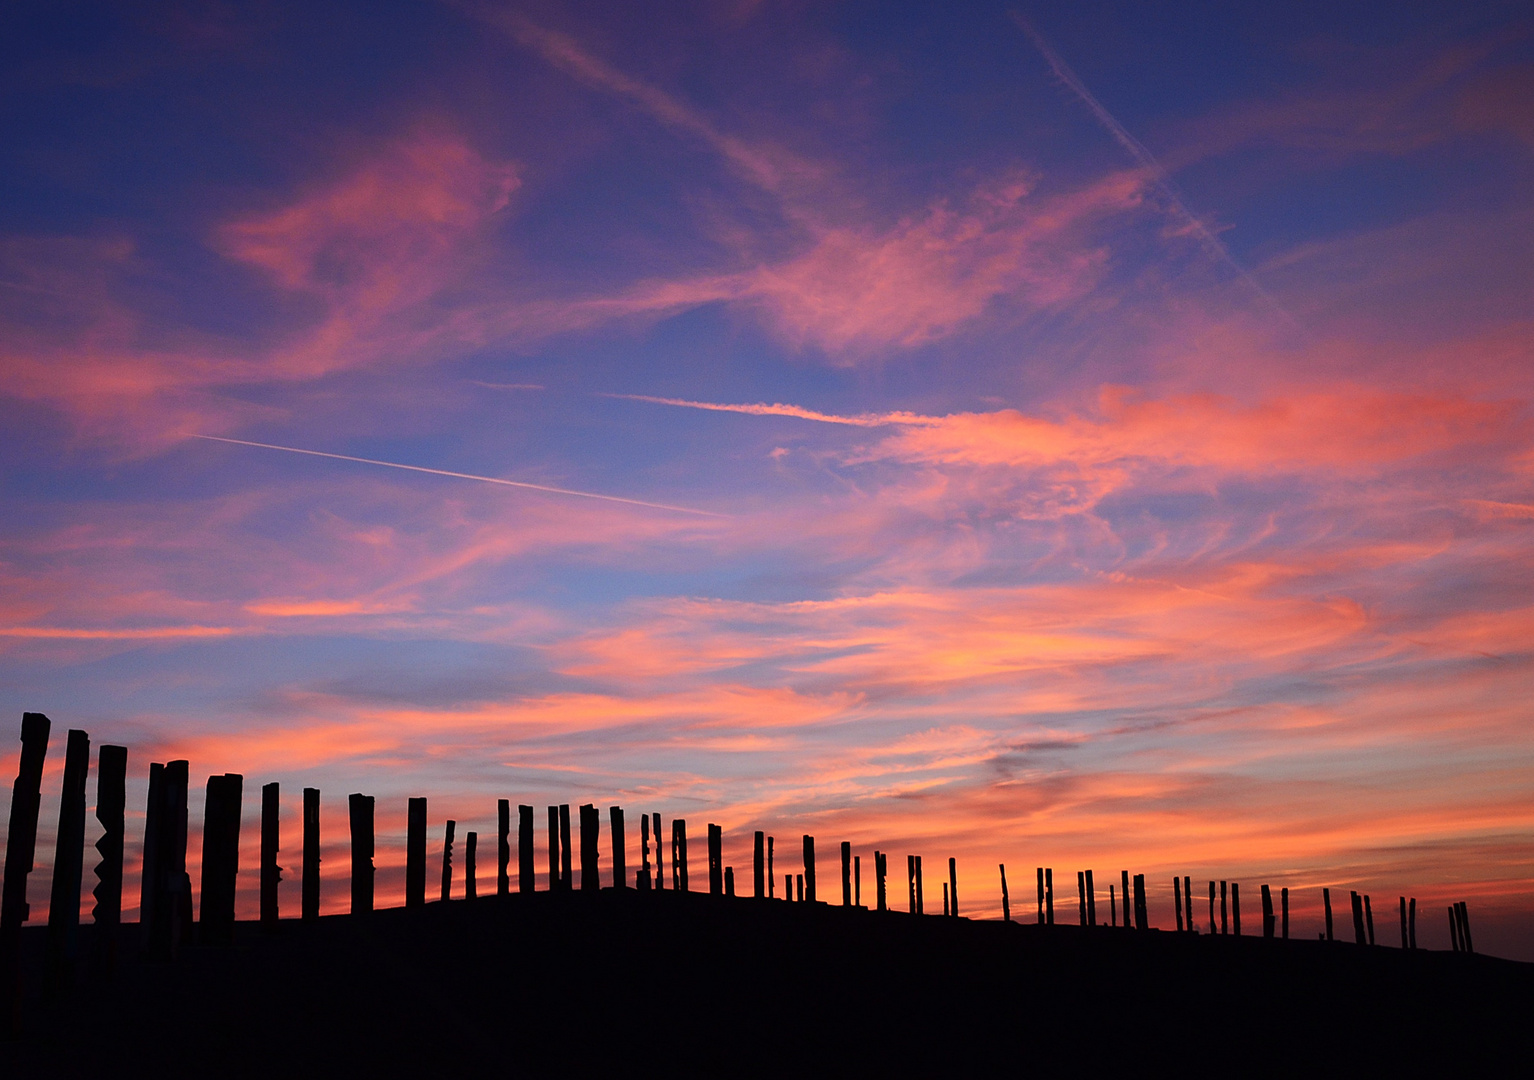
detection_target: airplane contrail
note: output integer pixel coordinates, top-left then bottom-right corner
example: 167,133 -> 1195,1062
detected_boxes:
1012,12 -> 1300,329
190,435 -> 727,518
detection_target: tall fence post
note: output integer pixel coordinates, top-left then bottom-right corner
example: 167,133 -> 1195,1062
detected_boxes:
754,832 -> 765,898
855,856 -> 861,907
1077,871 -> 1087,926
707,823 -> 723,896
610,806 -> 626,890
498,800 -> 511,897
1133,875 -> 1148,931
1261,884 -> 1274,938
1364,895 -> 1375,945
1044,867 -> 1053,925
1282,887 -> 1289,939
639,813 -> 652,891
1231,882 -> 1241,936
48,728 -> 91,975
92,744 -> 128,971
803,836 -> 816,904
1124,871 -> 1133,930
349,793 -> 374,915
875,851 -> 887,911
999,864 -> 1010,922
907,856 -> 917,913
1409,897 -> 1417,949
559,805 -> 572,890
653,813 -> 664,890
672,819 -> 688,892
841,843 -> 852,907
260,782 -> 281,931
547,806 -> 559,892
407,798 -> 427,909
952,859 -> 961,919
150,759 -> 191,959
140,762 -> 163,943
766,836 -> 773,897
1350,891 -> 1366,945
465,832 -> 477,900
302,788 -> 320,921
1174,877 -> 1184,932
1,712 -> 50,1028
441,819 -> 456,901
519,805 -> 534,894
1036,868 -> 1044,924
579,805 -> 599,892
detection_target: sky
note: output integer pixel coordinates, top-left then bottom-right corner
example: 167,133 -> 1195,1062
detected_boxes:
2,1 -> 1532,954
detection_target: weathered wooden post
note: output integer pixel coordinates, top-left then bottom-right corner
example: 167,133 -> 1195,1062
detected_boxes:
1457,902 -> 1474,953
1448,906 -> 1460,952
1000,864 -> 1010,922
952,858 -> 961,919
260,782 -> 280,931
407,797 -> 427,909
1110,884 -> 1117,927
1219,880 -> 1228,935
92,744 -> 127,970
465,832 -> 477,900
1036,868 -> 1044,924
1185,877 -> 1193,931
1231,882 -> 1241,936
907,855 -> 917,914
498,800 -> 511,897
559,804 -> 572,890
1322,887 -> 1333,940
1208,880 -> 1216,934
155,759 -> 191,957
724,867 -> 734,896
672,819 -> 688,891
547,806 -> 559,891
767,836 -> 774,897
638,813 -> 652,890
1261,884 -> 1274,939
796,874 -> 804,902
1364,895 -> 1375,945
1077,871 -> 1087,926
440,819 -> 456,901
48,728 -> 91,975
610,806 -> 626,890
1133,874 -> 1148,931
199,771 -> 242,946
1045,867 -> 1053,925
1124,871 -> 1134,930
302,787 -> 320,921
1174,877 -> 1184,932
803,835 -> 816,904
943,882 -> 949,917
875,851 -> 887,911
787,874 -> 794,900
707,823 -> 723,896
916,856 -> 924,914
2,712 -> 50,1026
753,831 -> 765,898
1399,896 -> 1408,949
349,793 -> 374,914
855,855 -> 862,907
1282,886 -> 1289,939
578,805 -> 599,892
1350,891 -> 1366,945
140,762 -> 163,942
519,804 -> 534,894
653,813 -> 663,890
841,842 -> 852,907
1409,897 -> 1417,949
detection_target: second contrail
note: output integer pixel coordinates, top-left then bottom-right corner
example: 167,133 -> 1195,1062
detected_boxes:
190,435 -> 727,518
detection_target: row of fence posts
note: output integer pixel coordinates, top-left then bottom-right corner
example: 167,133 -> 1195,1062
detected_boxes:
0,712 -> 1488,1030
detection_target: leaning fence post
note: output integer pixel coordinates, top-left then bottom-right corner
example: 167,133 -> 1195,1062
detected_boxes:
1364,895 -> 1375,945
261,782 -> 281,930
1448,906 -> 1460,952
1000,864 -> 1010,922
2,712 -> 50,1027
465,832 -> 477,900
92,744 -> 127,971
349,793 -> 374,914
302,787 -> 320,921
407,798 -> 427,909
1457,902 -> 1474,953
1350,891 -> 1366,945
803,836 -> 816,903
48,728 -> 91,976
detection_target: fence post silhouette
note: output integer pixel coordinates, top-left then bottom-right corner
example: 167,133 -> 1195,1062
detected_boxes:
1323,888 -> 1333,941
1185,877 -> 1193,932
1457,902 -> 1473,953
725,867 -> 734,896
803,836 -> 816,904
654,813 -> 664,891
140,762 -> 163,944
2,711 -> 50,1027
201,773 -> 243,946
1083,869 -> 1092,926
153,760 -> 191,958
547,806 -> 559,892
302,788 -> 320,921
1350,891 -> 1366,945
579,805 -> 599,892
796,874 -> 803,902
1231,882 -> 1241,936
559,805 -> 572,890
1399,897 -> 1407,949
1365,895 -> 1375,945
1448,906 -> 1460,952
1077,871 -> 1087,926
639,813 -> 652,891
1174,877 -> 1183,932
48,728 -> 91,976
953,859 -> 962,918
1208,881 -> 1216,934
1409,897 -> 1417,949
707,823 -> 723,896
465,832 -> 477,900
498,800 -> 510,897
1125,872 -> 1134,930
767,836 -> 774,898
441,819 -> 456,902
349,793 -> 374,915
788,874 -> 794,900
610,807 -> 625,890
1036,868 -> 1044,924
672,819 -> 688,892
855,855 -> 861,907
1282,887 -> 1289,939
842,843 -> 852,907
261,782 -> 280,930
1133,874 -> 1148,931
908,856 -> 916,914
1045,868 -> 1053,925
875,852 -> 887,911
1000,864 -> 1010,922
754,832 -> 765,898
943,881 -> 949,917
1261,884 -> 1274,938
407,798 -> 427,909
1110,884 -> 1117,927
1220,881 -> 1228,935
92,744 -> 127,971
519,805 -> 534,894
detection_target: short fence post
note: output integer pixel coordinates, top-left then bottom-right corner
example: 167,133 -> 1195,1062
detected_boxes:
579,805 -> 599,892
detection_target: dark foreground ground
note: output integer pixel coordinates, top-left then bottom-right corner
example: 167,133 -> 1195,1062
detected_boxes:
8,888 -> 1532,1075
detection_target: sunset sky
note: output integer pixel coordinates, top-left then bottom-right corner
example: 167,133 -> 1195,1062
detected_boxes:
3,2 -> 1532,954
